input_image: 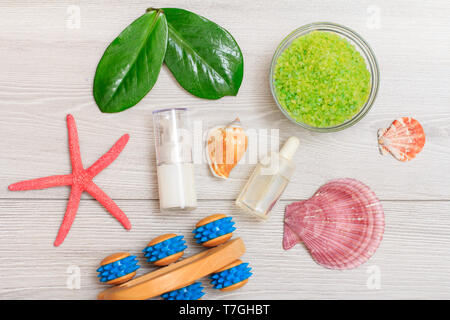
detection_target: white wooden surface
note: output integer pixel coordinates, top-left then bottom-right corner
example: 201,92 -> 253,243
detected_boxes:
0,0 -> 449,299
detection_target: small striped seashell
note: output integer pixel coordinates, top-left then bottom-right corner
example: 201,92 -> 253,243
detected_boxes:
283,178 -> 385,270
206,118 -> 248,179
377,117 -> 425,162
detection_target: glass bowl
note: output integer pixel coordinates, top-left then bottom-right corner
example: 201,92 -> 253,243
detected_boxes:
269,22 -> 380,132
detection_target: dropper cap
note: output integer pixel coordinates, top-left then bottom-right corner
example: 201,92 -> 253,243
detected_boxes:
279,136 -> 299,160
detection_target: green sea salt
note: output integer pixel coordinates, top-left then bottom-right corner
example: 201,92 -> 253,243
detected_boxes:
273,31 -> 371,128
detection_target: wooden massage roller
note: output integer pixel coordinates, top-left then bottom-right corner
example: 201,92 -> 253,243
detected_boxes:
97,214 -> 252,300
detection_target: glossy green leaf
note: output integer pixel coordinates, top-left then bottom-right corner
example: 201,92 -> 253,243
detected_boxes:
163,8 -> 244,99
93,9 -> 167,113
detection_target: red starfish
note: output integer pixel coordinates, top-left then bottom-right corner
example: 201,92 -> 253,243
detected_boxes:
9,114 -> 131,247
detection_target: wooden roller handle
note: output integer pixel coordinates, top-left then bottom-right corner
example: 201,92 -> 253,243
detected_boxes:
98,238 -> 246,300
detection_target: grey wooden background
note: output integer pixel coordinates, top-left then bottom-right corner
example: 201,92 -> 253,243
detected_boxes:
0,0 -> 449,299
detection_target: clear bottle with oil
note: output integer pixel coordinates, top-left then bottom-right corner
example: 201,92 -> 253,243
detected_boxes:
236,136 -> 299,220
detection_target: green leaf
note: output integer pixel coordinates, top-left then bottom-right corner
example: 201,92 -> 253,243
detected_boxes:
163,8 -> 244,99
93,9 -> 168,113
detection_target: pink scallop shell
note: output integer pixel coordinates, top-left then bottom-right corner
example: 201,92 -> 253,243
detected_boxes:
284,178 -> 385,269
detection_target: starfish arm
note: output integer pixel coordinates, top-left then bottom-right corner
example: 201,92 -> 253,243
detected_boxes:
54,185 -> 83,247
8,174 -> 73,191
86,134 -> 130,178
84,181 -> 131,230
67,114 -> 84,173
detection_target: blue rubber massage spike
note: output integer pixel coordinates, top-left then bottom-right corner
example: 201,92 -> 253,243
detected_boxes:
143,234 -> 187,266
193,214 -> 236,247
210,260 -> 252,291
161,282 -> 205,300
97,252 -> 140,285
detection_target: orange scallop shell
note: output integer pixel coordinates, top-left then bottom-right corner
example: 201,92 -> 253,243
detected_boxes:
206,118 -> 248,179
377,117 -> 425,162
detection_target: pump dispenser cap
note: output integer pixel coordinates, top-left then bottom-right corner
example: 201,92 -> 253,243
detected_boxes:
279,136 -> 299,160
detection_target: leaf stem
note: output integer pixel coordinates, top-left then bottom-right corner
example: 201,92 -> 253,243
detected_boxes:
146,7 -> 163,14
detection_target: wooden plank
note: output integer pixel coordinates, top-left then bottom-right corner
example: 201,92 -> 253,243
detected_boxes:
0,199 -> 449,299
0,0 -> 449,200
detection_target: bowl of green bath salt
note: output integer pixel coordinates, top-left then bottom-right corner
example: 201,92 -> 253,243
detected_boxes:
270,22 -> 379,132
